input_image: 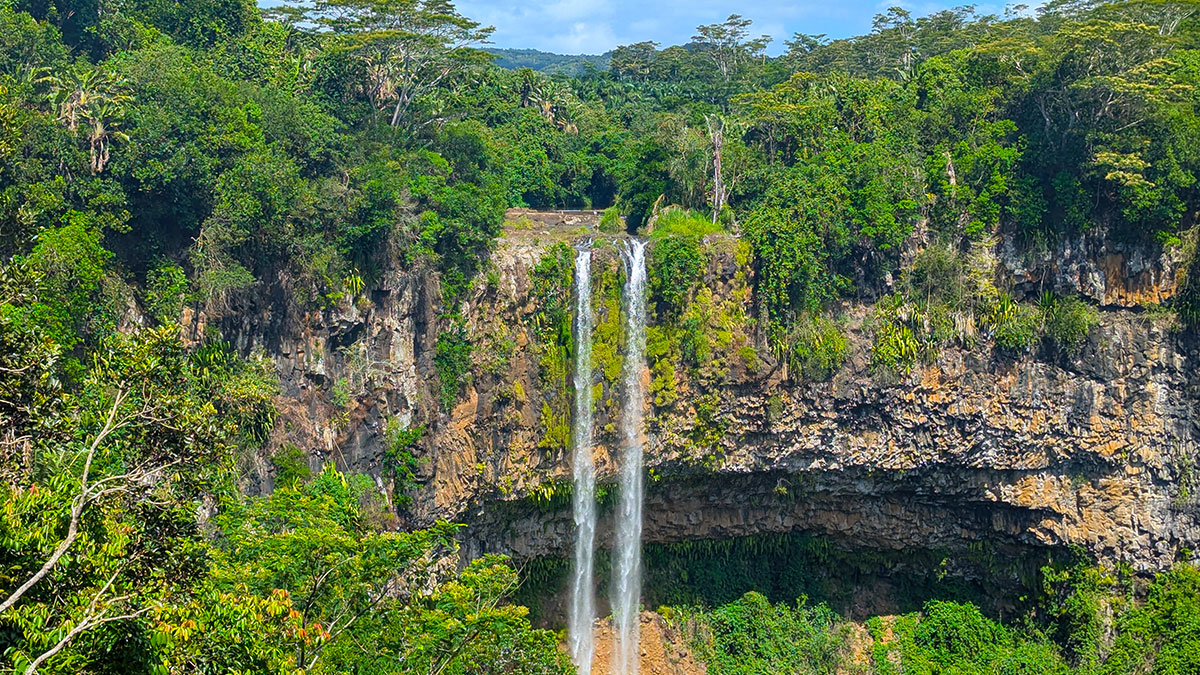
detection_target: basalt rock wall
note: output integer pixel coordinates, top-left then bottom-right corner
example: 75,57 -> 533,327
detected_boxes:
209,215 -> 1200,572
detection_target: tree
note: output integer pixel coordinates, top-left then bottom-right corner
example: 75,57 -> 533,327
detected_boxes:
39,67 -> 131,173
705,113 -> 725,222
280,0 -> 493,128
0,326 -> 269,673
202,466 -> 571,675
868,7 -> 917,80
610,40 -> 659,81
690,14 -> 771,83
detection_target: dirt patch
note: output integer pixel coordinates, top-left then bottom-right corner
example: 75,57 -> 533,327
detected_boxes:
588,611 -> 705,675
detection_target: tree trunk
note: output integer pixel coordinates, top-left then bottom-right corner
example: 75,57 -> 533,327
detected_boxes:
707,114 -> 725,224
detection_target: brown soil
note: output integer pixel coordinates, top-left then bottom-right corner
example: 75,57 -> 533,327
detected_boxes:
588,611 -> 705,675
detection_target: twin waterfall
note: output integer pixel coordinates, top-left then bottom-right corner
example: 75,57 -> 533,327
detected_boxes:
568,238 -> 648,675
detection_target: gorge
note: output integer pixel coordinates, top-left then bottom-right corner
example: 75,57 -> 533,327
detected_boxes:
242,207 -> 1200,631
4,1 -> 1200,672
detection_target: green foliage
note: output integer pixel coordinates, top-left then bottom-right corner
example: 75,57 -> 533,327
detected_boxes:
1103,565 -> 1200,675
741,75 -> 922,324
781,314 -> 847,381
143,260 -> 188,323
1041,559 -> 1115,668
331,376 -> 352,409
530,242 -> 575,345
645,325 -> 680,407
907,244 -> 966,308
871,302 -> 923,375
651,207 -> 724,239
985,293 -> 1041,352
383,420 -> 424,509
599,205 -> 623,233
4,0 -> 1200,670
434,323 -> 473,410
674,592 -> 846,674
590,260 -> 624,405
488,48 -> 609,76
880,600 -> 1072,674
204,465 -> 570,675
1040,293 -> 1099,351
0,324 -> 274,674
529,243 -> 574,451
271,444 -> 312,486
649,235 -> 706,318
12,222 -> 117,350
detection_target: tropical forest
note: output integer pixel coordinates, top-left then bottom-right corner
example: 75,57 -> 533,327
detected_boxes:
1,0 -> 1200,672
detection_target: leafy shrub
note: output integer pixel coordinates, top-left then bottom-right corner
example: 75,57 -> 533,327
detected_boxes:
687,392 -> 726,463
744,145 -> 916,324
15,222 -> 117,348
646,325 -> 680,407
649,235 -> 705,318
144,260 -> 189,322
907,244 -> 965,307
529,243 -> 574,450
914,601 -> 1008,658
270,444 -> 311,486
1103,565 -> 1200,675
435,323 -> 473,410
679,592 -> 845,674
783,314 -> 847,381
1040,293 -> 1098,350
872,319 -> 920,375
331,376 -> 352,408
679,315 -> 710,366
530,242 -> 574,347
985,293 -> 1041,351
883,600 -> 1072,674
384,419 -> 425,508
599,205 -> 623,233
1041,561 -> 1112,668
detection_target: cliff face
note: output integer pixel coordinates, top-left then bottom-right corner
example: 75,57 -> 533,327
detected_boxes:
214,213 -> 1200,573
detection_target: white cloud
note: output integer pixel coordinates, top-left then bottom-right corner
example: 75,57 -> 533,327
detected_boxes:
544,21 -> 623,54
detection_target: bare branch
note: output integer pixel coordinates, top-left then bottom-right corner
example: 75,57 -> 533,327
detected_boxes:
0,389 -> 130,615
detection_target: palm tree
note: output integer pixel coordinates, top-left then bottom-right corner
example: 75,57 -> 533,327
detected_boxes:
83,102 -> 129,174
516,68 -> 542,108
39,68 -> 131,172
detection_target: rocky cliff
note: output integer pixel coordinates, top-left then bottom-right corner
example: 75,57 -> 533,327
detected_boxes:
211,212 -> 1200,578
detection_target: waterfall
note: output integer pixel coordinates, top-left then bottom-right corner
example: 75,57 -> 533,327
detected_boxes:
568,243 -> 597,674
612,238 -> 647,675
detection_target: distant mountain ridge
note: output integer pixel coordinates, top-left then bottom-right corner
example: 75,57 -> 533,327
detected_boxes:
485,48 -> 610,76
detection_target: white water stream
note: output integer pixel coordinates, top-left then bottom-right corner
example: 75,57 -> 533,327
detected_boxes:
568,243 -> 597,674
611,238 -> 647,675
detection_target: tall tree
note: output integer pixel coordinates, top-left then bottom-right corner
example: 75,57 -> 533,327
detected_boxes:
690,14 -> 771,83
279,0 -> 493,128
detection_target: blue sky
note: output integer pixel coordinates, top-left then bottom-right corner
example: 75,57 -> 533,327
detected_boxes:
455,0 -> 1018,55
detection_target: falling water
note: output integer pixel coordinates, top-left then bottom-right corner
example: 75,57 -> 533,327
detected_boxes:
612,238 -> 647,675
568,243 -> 597,674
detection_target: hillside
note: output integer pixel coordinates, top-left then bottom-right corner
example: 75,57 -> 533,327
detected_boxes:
487,47 -> 610,75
